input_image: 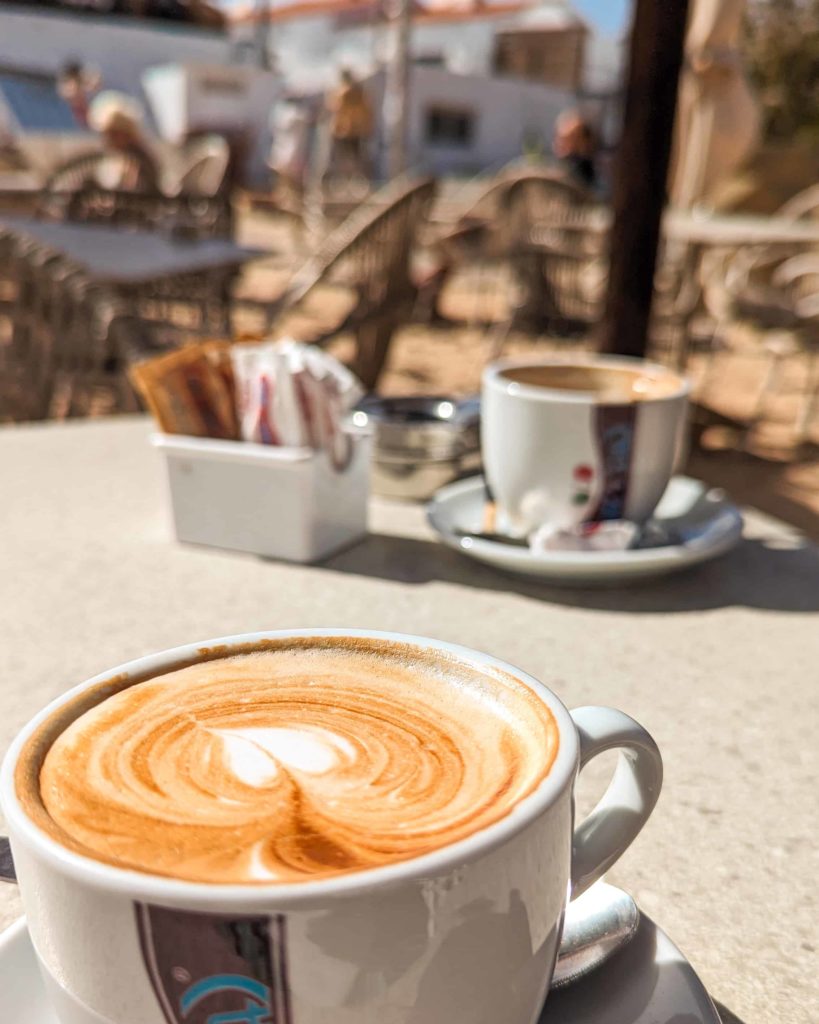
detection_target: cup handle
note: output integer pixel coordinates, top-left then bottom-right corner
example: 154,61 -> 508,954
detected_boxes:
569,706 -> 663,899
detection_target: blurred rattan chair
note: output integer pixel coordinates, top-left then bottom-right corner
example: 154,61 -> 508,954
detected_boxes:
699,246 -> 819,446
0,224 -> 175,421
251,176 -> 437,390
502,169 -> 604,334
37,150 -> 165,230
169,135 -> 234,239
777,185 -> 819,223
421,166 -> 604,343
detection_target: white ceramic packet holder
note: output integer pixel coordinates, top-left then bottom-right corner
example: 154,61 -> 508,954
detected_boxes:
151,432 -> 371,563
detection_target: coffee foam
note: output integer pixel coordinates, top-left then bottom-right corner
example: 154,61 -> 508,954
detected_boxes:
29,640 -> 559,885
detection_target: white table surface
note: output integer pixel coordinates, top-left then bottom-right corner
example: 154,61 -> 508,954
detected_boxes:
1,417 -> 817,1024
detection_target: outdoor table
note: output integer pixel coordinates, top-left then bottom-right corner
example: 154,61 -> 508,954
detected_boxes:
529,207 -> 819,249
664,209 -> 819,247
1,417 -> 816,1024
0,214 -> 261,291
0,217 -> 264,418
0,172 -> 43,216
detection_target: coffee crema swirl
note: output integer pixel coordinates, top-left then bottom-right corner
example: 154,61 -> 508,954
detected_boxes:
37,644 -> 558,884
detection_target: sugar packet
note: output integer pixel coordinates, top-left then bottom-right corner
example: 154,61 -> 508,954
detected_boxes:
129,342 -> 238,439
230,339 -> 364,469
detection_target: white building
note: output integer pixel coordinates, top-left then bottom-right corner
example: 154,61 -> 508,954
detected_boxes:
231,0 -> 609,93
0,0 -> 620,183
0,5 -> 233,100
0,4 -> 279,181
365,64 -> 573,177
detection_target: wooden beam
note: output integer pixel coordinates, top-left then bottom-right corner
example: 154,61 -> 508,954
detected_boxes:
599,0 -> 690,357
384,0 -> 412,179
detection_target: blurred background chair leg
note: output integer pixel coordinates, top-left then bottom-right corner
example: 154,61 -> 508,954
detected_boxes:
796,348 -> 819,448
743,339 -> 788,449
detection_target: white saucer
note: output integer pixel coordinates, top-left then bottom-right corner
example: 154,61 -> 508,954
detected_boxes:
1,913 -> 719,1024
427,475 -> 743,585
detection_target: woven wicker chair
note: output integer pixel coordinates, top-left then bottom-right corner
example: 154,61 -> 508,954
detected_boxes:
0,226 -> 174,421
423,166 -> 603,338
500,169 -> 603,333
778,185 -> 819,223
698,246 -> 819,445
260,176 -> 437,390
170,136 -> 234,239
38,150 -> 164,230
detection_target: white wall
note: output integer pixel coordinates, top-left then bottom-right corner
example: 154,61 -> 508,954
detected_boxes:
0,7 -> 232,101
143,62 -> 281,184
370,66 -> 573,177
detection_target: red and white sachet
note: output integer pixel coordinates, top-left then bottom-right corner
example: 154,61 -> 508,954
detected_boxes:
231,340 -> 364,469
529,520 -> 640,553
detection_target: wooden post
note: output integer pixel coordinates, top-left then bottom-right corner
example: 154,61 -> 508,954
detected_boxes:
384,0 -> 412,179
599,0 -> 690,357
253,0 -> 271,70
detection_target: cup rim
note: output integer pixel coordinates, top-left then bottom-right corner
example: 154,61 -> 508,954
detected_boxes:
1,629 -> 580,906
482,354 -> 690,405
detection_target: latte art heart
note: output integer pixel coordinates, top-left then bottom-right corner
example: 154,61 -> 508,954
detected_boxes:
37,643 -> 559,884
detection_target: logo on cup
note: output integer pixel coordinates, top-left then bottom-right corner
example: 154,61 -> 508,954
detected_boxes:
588,405 -> 637,521
135,903 -> 293,1024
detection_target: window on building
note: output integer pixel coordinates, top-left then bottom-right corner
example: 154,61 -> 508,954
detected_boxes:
425,106 -> 475,147
415,52 -> 446,68
526,49 -> 544,77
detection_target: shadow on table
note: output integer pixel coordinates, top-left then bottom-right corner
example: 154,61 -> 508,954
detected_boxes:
321,534 -> 819,613
538,916 -> 659,1022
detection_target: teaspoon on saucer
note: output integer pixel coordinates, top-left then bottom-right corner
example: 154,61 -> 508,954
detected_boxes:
551,882 -> 640,988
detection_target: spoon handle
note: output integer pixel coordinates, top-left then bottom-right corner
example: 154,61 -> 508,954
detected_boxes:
0,836 -> 16,884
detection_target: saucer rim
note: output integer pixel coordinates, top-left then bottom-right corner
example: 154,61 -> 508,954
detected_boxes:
426,475 -> 743,571
0,912 -> 722,1024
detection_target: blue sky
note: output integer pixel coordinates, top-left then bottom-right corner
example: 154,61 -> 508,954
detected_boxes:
568,0 -> 630,35
219,0 -> 633,32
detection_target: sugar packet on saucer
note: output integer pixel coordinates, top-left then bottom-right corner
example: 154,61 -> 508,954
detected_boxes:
530,520 -> 640,553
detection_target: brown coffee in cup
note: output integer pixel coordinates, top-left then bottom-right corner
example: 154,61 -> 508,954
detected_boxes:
499,364 -> 682,403
20,638 -> 559,885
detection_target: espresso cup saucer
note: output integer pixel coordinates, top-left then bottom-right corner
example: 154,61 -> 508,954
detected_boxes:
427,475 -> 743,585
0,910 -> 720,1024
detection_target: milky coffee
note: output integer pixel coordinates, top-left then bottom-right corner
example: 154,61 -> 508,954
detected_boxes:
19,638 -> 559,885
500,363 -> 682,404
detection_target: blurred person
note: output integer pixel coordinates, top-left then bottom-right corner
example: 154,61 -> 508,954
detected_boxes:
326,68 -> 373,182
269,96 -> 312,205
87,92 -> 159,192
57,60 -> 100,129
553,110 -> 597,191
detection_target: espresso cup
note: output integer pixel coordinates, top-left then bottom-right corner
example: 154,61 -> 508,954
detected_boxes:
482,355 -> 690,534
1,629 -> 662,1024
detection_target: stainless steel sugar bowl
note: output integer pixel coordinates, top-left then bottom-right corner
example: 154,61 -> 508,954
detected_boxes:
350,396 -> 480,500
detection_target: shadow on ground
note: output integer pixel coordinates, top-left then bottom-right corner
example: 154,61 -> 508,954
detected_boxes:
322,531 -> 819,614
688,444 -> 819,543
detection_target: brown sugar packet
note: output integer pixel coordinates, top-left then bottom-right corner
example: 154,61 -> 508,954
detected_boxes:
129,344 -> 238,439
200,340 -> 237,416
